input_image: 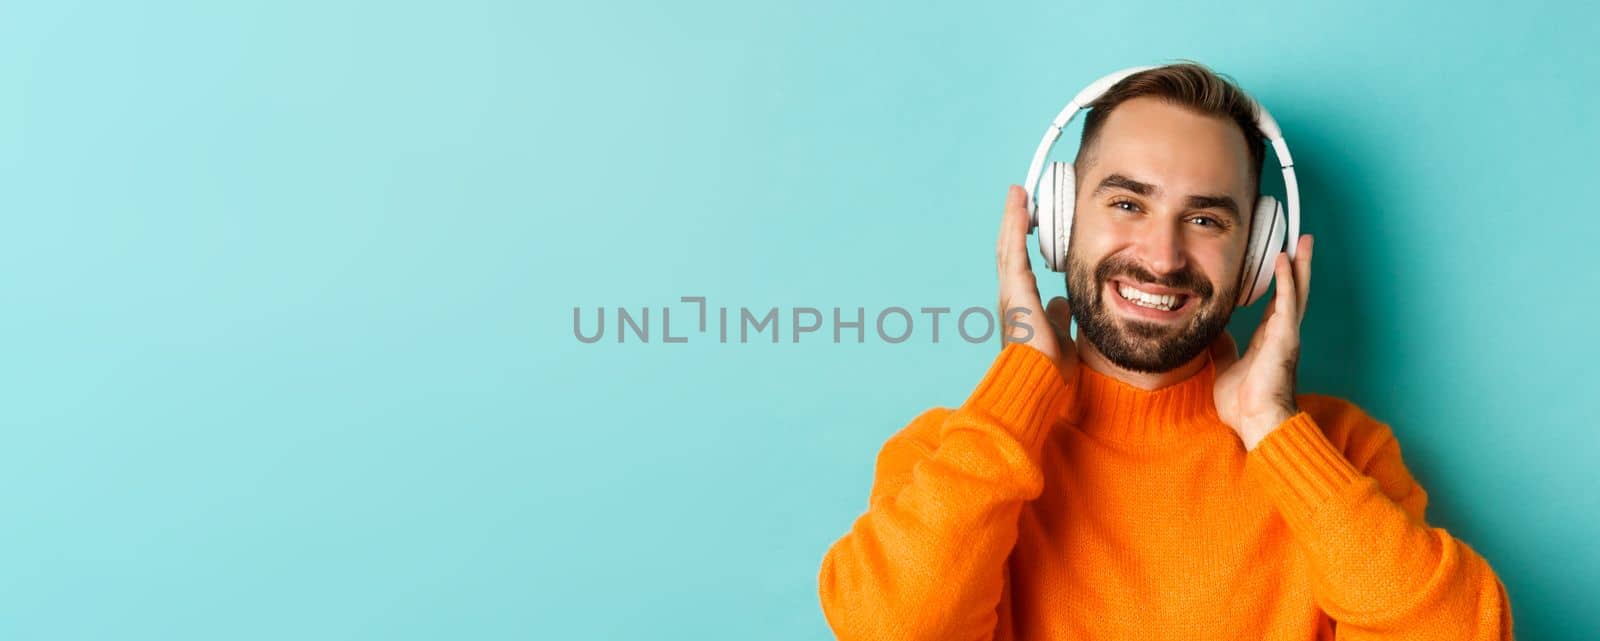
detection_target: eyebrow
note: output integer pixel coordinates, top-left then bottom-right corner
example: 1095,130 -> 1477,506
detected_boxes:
1091,173 -> 1242,225
1092,173 -> 1157,197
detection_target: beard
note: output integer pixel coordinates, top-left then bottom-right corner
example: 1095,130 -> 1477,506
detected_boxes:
1066,249 -> 1237,374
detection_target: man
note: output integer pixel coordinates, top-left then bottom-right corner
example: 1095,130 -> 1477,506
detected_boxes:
817,64 -> 1513,640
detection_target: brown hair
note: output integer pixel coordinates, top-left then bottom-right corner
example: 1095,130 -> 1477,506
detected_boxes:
1074,62 -> 1266,193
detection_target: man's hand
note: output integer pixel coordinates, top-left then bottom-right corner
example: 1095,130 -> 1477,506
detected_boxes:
1211,234 -> 1314,450
997,184 -> 1079,386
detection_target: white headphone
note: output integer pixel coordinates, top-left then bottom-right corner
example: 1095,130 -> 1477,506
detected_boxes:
1023,66 -> 1301,308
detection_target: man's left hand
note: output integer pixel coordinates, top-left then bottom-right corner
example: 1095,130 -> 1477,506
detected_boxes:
1211,234 -> 1314,451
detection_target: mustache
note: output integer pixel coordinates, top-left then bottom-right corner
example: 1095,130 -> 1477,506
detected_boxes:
1094,257 -> 1214,299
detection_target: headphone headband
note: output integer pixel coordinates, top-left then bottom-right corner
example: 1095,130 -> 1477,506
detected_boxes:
1023,66 -> 1300,261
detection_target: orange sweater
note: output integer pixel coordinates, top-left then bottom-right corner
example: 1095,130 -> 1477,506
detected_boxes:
819,342 -> 1513,640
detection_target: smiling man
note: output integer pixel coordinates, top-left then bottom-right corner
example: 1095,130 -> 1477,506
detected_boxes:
818,64 -> 1513,640
1066,90 -> 1254,385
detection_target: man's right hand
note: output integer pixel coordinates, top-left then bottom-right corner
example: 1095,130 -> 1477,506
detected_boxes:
996,184 -> 1080,386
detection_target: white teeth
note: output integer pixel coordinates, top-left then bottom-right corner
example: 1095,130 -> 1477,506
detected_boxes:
1117,284 -> 1184,311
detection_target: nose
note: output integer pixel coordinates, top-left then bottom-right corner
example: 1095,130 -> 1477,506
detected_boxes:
1135,219 -> 1188,279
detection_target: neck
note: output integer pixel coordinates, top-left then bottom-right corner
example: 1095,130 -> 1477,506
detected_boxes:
1073,331 -> 1210,391
1067,330 -> 1224,445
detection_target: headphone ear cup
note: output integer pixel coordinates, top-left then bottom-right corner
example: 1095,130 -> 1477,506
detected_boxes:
1236,195 -> 1286,307
1034,161 -> 1076,273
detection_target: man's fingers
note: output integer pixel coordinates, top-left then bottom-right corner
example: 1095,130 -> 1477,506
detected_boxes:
1295,235 -> 1313,323
1045,296 -> 1073,345
996,193 -> 1008,269
1272,250 -> 1297,326
999,185 -> 1032,276
1225,239 -> 1309,370
1210,330 -> 1239,371
1249,286 -> 1276,352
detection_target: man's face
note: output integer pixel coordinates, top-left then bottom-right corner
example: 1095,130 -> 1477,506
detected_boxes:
1066,97 -> 1256,374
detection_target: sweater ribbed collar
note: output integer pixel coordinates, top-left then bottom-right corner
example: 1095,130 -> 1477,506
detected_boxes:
1069,351 -> 1226,444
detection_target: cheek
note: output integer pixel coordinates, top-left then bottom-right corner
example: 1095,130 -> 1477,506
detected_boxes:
1066,217 -> 1117,258
1197,249 -> 1242,295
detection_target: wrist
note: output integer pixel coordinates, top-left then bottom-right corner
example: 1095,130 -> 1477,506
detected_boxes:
1240,406 -> 1298,451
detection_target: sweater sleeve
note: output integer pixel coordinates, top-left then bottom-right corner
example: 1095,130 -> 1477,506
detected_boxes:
1243,408 -> 1515,641
817,343 -> 1077,641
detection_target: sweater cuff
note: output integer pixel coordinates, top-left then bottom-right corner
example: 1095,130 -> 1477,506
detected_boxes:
960,342 -> 1077,452
1244,411 -> 1364,536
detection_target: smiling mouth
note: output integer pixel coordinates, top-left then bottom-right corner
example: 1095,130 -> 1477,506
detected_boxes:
1107,280 -> 1198,318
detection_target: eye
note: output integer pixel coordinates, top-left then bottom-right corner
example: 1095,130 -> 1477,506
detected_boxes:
1189,216 -> 1222,228
1109,199 -> 1140,213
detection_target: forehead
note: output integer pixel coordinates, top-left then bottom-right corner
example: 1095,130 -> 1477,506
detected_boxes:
1084,97 -> 1255,198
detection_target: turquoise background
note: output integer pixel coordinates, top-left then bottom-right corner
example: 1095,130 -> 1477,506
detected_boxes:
2,0 -> 1595,638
